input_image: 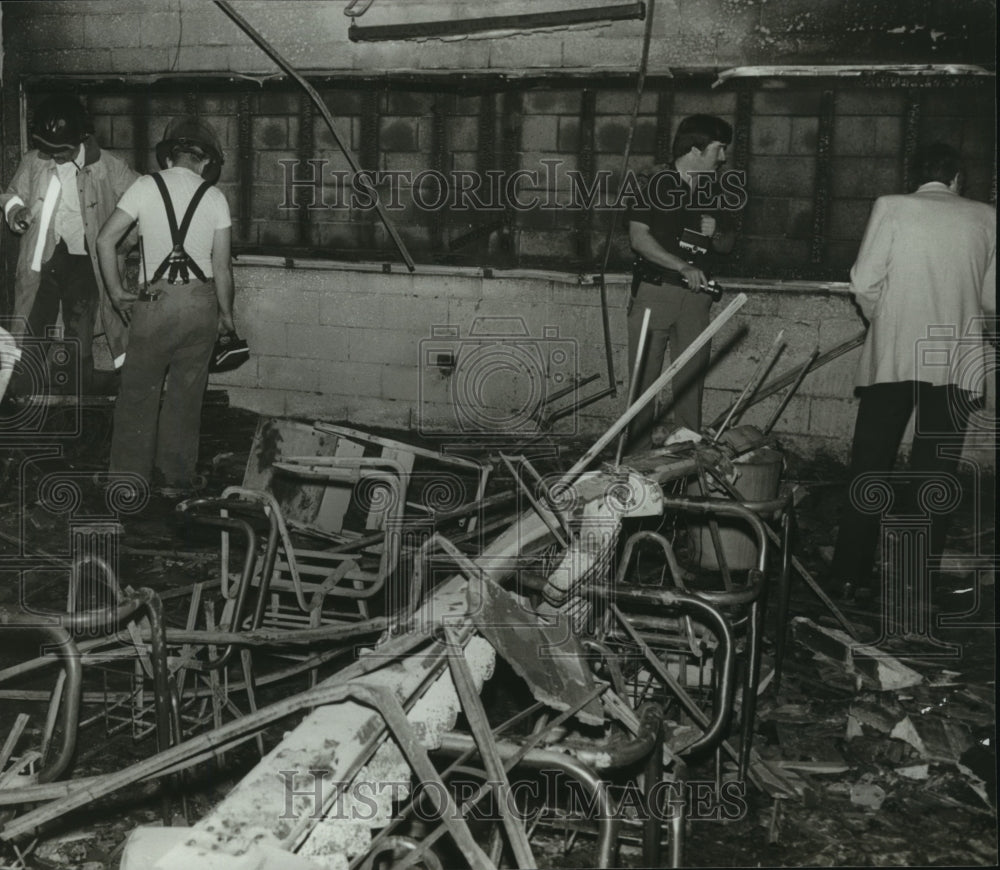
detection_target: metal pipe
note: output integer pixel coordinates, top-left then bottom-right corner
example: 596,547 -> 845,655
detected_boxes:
499,453 -> 570,549
696,466 -> 735,592
250,506 -> 282,628
667,759 -> 687,868
642,711 -> 664,866
707,331 -> 865,430
597,0 -> 657,405
616,307 -> 651,465
544,384 -> 617,424
136,590 -> 175,756
0,615 -> 82,784
539,371 -> 602,409
570,701 -> 664,771
763,346 -> 819,435
711,329 -> 785,442
213,0 -> 416,271
773,507 -> 794,692
349,3 -> 646,41
437,733 -> 619,870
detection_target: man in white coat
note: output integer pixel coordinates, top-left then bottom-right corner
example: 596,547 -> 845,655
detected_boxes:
831,142 -> 995,602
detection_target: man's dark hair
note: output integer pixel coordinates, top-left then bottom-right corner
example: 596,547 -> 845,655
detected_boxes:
915,142 -> 962,186
672,114 -> 733,161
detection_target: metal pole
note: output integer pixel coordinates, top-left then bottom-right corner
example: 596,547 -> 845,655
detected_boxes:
763,346 -> 820,435
711,329 -> 785,443
616,307 -> 651,465
707,331 -> 865,430
213,0 -> 416,271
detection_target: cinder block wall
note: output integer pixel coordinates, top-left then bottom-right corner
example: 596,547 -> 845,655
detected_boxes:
211,261 -> 996,466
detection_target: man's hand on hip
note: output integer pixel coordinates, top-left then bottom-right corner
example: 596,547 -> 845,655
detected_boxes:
108,288 -> 138,325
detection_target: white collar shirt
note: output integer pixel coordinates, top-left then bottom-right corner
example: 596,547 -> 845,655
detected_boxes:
53,144 -> 86,255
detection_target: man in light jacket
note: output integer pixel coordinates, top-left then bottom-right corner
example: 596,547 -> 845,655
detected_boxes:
831,142 -> 996,602
1,95 -> 138,399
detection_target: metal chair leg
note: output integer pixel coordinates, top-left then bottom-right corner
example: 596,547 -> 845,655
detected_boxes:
739,599 -> 763,780
772,506 -> 794,693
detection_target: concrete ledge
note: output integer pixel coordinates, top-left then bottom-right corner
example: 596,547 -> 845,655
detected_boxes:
233,254 -> 851,295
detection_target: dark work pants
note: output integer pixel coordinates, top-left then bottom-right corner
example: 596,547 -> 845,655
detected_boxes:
626,280 -> 712,450
110,280 -> 218,489
831,381 -> 974,584
19,240 -> 99,396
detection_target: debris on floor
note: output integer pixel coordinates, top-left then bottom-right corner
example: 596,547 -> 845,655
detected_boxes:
1,403 -> 995,869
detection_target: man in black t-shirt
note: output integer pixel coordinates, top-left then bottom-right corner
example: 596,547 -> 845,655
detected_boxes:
625,114 -> 735,450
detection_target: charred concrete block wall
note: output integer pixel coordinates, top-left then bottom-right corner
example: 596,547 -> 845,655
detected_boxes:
7,79 -> 994,275
3,0 -> 995,74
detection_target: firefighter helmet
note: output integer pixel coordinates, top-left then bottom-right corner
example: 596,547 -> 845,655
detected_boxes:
155,116 -> 225,182
31,95 -> 93,152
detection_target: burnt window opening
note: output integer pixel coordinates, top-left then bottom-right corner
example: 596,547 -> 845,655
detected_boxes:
15,74 -> 996,281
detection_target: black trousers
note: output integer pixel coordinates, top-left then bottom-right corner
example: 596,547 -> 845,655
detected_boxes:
17,240 -> 99,396
831,381 -> 975,584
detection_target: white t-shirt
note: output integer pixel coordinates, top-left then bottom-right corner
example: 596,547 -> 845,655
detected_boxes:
117,166 -> 231,281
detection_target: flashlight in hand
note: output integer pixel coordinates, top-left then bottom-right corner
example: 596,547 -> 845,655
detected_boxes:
10,207 -> 32,233
678,228 -> 723,301
681,274 -> 724,302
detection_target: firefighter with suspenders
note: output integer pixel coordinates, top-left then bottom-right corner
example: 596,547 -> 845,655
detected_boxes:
97,116 -> 236,498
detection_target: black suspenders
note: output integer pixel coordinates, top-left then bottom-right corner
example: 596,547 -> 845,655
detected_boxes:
150,173 -> 212,284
